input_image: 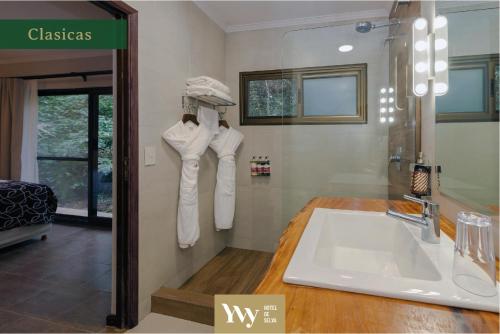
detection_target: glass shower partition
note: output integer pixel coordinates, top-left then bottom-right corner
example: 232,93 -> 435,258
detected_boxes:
279,20 -> 393,226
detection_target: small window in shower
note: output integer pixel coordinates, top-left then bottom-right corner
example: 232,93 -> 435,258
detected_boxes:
303,75 -> 357,116
436,54 -> 498,122
247,77 -> 297,118
240,64 -> 367,125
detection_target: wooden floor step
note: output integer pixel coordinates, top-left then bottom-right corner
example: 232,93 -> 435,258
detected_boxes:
150,247 -> 273,326
151,287 -> 214,326
180,247 -> 274,295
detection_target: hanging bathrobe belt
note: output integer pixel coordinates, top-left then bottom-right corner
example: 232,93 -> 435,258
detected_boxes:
217,153 -> 235,160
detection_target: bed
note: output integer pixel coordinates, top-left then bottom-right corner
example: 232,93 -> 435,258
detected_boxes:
0,181 -> 57,249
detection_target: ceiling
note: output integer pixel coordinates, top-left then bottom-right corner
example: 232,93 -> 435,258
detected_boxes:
194,1 -> 394,33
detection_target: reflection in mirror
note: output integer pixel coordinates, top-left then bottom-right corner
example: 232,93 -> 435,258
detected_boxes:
435,1 -> 499,214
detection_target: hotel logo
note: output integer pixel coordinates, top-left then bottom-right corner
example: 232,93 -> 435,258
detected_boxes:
214,295 -> 285,333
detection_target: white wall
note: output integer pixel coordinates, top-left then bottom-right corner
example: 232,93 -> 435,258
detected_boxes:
224,22 -> 390,252
446,8 -> 499,57
435,6 -> 499,214
128,1 -> 227,320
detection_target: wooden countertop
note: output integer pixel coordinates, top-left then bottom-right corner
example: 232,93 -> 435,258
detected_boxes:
254,197 -> 499,333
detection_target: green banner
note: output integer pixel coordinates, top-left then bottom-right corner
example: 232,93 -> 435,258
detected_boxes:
0,20 -> 127,49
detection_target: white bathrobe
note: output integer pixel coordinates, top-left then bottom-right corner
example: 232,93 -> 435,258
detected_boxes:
162,120 -> 213,248
209,126 -> 244,230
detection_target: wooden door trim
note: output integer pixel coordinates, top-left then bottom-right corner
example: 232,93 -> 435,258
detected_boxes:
91,1 -> 138,328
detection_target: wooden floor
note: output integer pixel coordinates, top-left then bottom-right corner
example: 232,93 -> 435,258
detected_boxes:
151,247 -> 273,325
180,247 -> 274,295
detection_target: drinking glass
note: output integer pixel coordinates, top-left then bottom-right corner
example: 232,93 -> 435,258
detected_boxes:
452,211 -> 497,297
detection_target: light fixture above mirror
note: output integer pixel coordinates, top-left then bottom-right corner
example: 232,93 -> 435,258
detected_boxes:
412,16 -> 449,97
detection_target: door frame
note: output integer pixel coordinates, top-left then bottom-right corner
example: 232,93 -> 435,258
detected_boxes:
91,1 -> 139,329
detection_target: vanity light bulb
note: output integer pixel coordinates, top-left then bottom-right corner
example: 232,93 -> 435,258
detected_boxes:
415,83 -> 428,96
435,38 -> 447,50
414,40 -> 427,52
388,107 -> 394,113
388,87 -> 394,93
415,62 -> 428,73
434,82 -> 448,95
380,98 -> 387,103
414,18 -> 427,31
388,97 -> 394,103
380,88 -> 387,93
380,117 -> 387,123
388,117 -> 394,123
380,108 -> 387,113
434,16 -> 447,29
435,60 -> 447,72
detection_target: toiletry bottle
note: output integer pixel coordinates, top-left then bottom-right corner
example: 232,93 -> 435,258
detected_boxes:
257,156 -> 263,176
250,156 -> 257,176
264,156 -> 270,176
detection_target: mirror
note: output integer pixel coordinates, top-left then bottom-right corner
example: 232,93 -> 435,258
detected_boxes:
435,1 -> 499,214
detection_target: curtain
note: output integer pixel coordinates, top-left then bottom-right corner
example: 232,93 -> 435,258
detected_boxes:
0,78 -> 25,180
21,80 -> 39,183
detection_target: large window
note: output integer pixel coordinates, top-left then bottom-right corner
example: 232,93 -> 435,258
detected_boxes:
436,54 -> 499,122
240,64 -> 367,125
38,88 -> 113,220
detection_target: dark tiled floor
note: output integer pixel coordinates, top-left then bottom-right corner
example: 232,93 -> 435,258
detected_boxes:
0,223 -> 112,333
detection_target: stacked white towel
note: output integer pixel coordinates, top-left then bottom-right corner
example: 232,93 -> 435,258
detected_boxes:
187,76 -> 230,95
185,76 -> 233,103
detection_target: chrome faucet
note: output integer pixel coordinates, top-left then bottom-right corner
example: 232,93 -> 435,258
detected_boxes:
387,195 -> 440,244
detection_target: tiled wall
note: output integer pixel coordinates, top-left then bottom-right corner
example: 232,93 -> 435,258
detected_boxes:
131,1 -> 227,320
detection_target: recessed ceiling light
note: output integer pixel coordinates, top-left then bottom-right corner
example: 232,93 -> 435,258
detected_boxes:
338,44 -> 353,52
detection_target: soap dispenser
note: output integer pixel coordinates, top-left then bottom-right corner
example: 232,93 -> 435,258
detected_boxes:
410,152 -> 431,197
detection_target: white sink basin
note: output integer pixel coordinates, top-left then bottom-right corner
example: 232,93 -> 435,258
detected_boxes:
283,208 -> 499,312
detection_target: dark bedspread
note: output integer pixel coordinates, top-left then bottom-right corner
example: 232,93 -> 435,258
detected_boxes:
0,181 -> 58,232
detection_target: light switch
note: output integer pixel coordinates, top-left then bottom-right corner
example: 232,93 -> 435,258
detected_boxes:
144,146 -> 156,166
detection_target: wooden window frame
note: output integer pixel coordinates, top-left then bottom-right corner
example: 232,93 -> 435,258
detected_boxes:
436,54 -> 499,123
240,64 -> 367,125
